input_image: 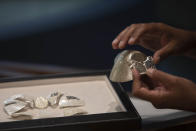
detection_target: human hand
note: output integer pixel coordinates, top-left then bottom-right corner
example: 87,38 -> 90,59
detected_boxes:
112,23 -> 196,64
132,68 -> 196,112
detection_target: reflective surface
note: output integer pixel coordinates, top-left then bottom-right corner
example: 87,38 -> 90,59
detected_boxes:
110,50 -> 155,82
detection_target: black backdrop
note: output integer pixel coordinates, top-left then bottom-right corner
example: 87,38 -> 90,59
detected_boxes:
0,0 -> 156,69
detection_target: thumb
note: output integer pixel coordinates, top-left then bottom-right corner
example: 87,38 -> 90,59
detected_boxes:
132,69 -> 166,102
153,41 -> 176,64
132,68 -> 141,89
146,69 -> 176,86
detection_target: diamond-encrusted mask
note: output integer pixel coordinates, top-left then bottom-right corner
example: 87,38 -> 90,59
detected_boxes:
110,50 -> 156,82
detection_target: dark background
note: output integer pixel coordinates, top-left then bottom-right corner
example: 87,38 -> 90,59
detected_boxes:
0,0 -> 196,82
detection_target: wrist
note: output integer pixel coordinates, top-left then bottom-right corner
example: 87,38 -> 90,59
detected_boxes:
189,31 -> 196,48
184,84 -> 196,112
183,31 -> 196,59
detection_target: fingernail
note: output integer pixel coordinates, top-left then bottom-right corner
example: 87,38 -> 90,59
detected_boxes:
128,38 -> 134,44
157,56 -> 160,63
131,68 -> 136,73
147,68 -> 154,76
112,44 -> 117,49
132,67 -> 137,72
131,68 -> 138,76
119,41 -> 124,48
112,39 -> 118,44
153,56 -> 160,64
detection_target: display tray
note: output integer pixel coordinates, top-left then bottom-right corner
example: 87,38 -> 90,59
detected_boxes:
0,71 -> 141,131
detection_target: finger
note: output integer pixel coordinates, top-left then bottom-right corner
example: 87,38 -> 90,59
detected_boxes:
140,74 -> 156,90
133,87 -> 162,102
153,40 -> 176,64
132,69 -> 167,103
138,34 -> 161,51
128,23 -> 155,45
132,68 -> 141,95
119,25 -> 137,49
146,69 -> 176,86
128,28 -> 145,45
132,68 -> 141,89
112,26 -> 129,49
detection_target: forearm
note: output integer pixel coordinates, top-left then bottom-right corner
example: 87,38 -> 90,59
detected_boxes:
183,89 -> 196,112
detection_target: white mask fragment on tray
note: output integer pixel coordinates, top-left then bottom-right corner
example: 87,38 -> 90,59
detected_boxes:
4,94 -> 34,108
110,50 -> 156,82
63,108 -> 88,116
11,111 -> 33,120
47,92 -> 63,107
59,96 -> 85,108
3,101 -> 28,116
34,97 -> 48,109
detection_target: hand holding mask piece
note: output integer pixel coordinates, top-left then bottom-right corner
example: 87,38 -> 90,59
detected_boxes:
110,50 -> 156,82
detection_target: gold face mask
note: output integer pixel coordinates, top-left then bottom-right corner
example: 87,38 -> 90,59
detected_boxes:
109,50 -> 155,82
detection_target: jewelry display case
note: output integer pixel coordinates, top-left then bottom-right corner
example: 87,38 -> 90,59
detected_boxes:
0,71 -> 141,131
